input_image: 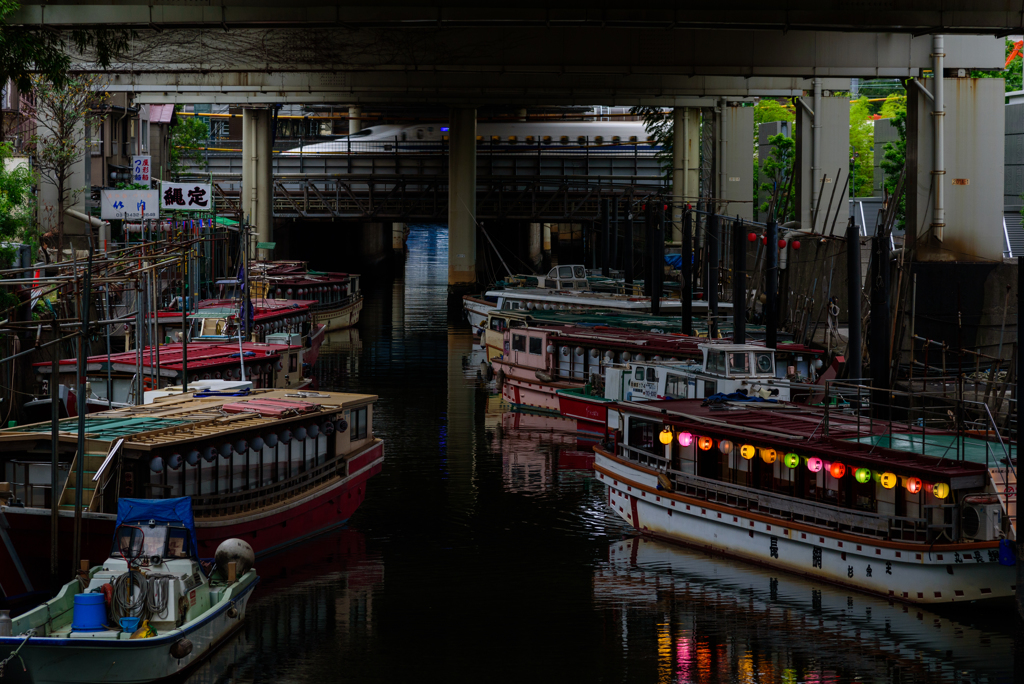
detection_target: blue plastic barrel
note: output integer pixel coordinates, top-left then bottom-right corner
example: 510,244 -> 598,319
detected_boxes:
71,593 -> 107,632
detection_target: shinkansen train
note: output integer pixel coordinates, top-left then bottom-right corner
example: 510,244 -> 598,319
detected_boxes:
282,121 -> 657,154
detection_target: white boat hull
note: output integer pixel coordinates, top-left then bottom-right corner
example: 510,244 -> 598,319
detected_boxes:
595,449 -> 1014,604
0,574 -> 257,684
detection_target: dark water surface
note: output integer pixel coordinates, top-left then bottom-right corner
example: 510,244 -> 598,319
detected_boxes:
187,225 -> 1015,684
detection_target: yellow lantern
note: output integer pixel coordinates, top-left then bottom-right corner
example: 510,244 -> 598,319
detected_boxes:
739,444 -> 756,460
659,428 -> 673,445
880,472 -> 897,489
761,448 -> 777,464
932,482 -> 950,499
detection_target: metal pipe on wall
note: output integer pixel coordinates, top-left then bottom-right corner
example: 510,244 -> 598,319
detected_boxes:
846,222 -> 862,381
812,78 -> 822,212
932,34 -> 946,240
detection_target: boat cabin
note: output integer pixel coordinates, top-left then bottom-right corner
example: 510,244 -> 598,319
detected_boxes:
540,265 -> 590,291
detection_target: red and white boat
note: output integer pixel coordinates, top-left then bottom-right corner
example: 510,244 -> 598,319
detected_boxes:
251,261 -> 362,331
0,389 -> 383,608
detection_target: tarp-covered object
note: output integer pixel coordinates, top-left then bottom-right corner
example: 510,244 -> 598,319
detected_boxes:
116,497 -> 198,561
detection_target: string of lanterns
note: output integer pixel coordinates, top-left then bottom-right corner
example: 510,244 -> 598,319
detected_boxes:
656,427 -> 949,498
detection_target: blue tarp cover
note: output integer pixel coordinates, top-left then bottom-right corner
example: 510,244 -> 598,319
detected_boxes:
704,392 -> 778,404
665,254 -> 684,268
116,497 -> 199,560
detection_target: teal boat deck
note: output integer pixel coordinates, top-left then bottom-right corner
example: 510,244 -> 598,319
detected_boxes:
844,434 -> 1015,466
10,416 -> 193,438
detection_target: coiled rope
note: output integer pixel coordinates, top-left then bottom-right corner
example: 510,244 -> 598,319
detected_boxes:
111,571 -> 172,623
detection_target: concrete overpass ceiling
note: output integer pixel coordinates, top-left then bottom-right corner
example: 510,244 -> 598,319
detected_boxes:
12,2 -> 1024,33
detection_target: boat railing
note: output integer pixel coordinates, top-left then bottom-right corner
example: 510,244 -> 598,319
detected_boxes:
617,443 -> 936,543
822,379 -> 1016,468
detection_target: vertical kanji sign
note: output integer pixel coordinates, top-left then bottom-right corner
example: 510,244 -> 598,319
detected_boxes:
161,182 -> 212,211
132,155 -> 151,184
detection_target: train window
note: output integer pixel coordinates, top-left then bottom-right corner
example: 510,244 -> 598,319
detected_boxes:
577,136 -> 586,146
428,127 -> 434,132
612,136 -> 621,143
594,136 -> 604,145
559,136 -> 569,144
400,132 -> 407,141
542,136 -> 552,145
508,136 -> 517,144
491,135 -> 501,142
476,135 -> 484,141
416,129 -> 425,140
629,136 -> 638,143
525,136 -> 535,143
646,135 -> 655,142
442,135 -> 449,142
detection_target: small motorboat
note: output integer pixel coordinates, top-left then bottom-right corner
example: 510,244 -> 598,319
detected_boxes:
0,497 -> 258,684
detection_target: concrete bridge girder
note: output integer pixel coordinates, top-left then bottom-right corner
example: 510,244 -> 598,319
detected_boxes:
11,2 -> 1024,33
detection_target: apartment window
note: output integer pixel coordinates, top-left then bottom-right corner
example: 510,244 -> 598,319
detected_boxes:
351,407 -> 368,440
140,120 -> 149,152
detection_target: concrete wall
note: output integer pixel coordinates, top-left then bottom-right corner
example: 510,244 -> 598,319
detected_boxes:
907,77 -> 1004,262
795,96 -> 849,233
723,104 -> 754,221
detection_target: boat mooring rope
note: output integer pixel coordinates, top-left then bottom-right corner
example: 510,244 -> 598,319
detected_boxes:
0,629 -> 35,678
112,571 -> 173,622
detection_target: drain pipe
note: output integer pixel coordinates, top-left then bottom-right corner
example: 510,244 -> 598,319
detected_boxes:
719,99 -> 728,213
932,35 -> 945,240
812,78 -> 822,216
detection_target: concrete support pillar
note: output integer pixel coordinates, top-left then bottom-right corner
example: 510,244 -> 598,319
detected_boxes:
672,108 -> 686,243
448,108 -> 477,291
348,107 -> 362,136
528,222 -> 542,270
242,108 -> 274,258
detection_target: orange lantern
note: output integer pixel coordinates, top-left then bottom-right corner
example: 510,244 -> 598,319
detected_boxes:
760,448 -> 777,464
906,477 -> 923,494
829,462 -> 846,479
697,436 -> 713,451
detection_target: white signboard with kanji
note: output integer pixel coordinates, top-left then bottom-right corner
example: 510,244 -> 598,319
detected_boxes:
161,182 -> 212,211
132,155 -> 151,183
100,189 -> 159,220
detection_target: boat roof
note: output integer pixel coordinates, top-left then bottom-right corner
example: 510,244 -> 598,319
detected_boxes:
34,341 -> 299,376
485,288 -> 733,309
618,398 -> 998,481
116,497 -> 198,559
0,389 -> 376,450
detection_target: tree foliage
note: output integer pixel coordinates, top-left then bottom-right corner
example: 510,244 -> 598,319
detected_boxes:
629,106 -> 673,179
30,73 -> 106,256
971,38 -> 1022,93
849,96 -> 875,197
757,133 -> 795,222
0,0 -> 132,93
0,140 -> 35,265
879,108 -> 907,232
168,107 -> 209,180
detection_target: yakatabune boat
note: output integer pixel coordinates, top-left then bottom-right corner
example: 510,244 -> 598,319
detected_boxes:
249,261 -> 362,332
0,497 -> 258,684
0,389 -> 383,608
593,378 -> 1017,604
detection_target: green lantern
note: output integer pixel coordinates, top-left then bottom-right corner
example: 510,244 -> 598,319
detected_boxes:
854,467 -> 872,484
783,452 -> 800,469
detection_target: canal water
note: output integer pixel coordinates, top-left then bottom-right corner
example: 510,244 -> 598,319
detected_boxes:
187,225 -> 1015,684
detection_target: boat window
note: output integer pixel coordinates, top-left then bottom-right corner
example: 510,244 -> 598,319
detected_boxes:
666,374 -> 686,398
529,337 -> 542,354
502,301 -> 513,310
703,380 -> 717,397
646,367 -> 656,382
351,406 -> 368,440
634,367 -> 644,381
489,317 -> 505,331
627,417 -> 660,455
558,266 -> 574,278
561,281 -> 574,289
755,352 -> 774,375
509,320 -> 526,328
544,279 -> 557,288
166,528 -> 190,558
707,351 -> 726,373
112,524 -> 190,560
573,267 -> 586,278
512,334 -> 526,352
729,352 -> 750,374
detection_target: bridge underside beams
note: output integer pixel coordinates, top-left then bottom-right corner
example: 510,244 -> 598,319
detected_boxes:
12,3 -> 1024,34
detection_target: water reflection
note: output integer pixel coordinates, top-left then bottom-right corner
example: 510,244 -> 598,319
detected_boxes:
595,536 -> 1013,683
187,225 -> 1014,684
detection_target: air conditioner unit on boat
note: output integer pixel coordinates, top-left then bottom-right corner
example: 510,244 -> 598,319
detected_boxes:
961,500 -> 1002,541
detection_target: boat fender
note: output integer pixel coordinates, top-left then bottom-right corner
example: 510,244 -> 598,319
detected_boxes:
227,603 -> 239,619
215,538 -> 255,576
535,370 -> 554,383
100,583 -> 114,606
496,370 -> 506,386
657,473 -> 674,492
170,637 -> 193,659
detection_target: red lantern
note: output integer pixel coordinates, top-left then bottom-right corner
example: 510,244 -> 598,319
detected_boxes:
761,235 -> 768,245
748,232 -> 757,242
791,240 -> 801,250
778,239 -> 787,249
830,462 -> 846,479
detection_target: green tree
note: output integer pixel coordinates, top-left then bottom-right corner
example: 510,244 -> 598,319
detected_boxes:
757,133 -> 795,221
752,98 -> 795,214
849,96 -> 875,197
0,140 -> 35,265
31,72 -> 106,256
629,106 -> 673,179
168,107 -> 210,180
0,0 -> 132,96
971,38 -> 1022,93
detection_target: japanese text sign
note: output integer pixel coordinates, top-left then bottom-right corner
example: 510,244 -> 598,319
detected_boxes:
132,155 -> 151,183
161,182 -> 212,211
100,189 -> 159,220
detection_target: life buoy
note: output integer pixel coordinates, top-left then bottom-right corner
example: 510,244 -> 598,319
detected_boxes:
143,377 -> 155,390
